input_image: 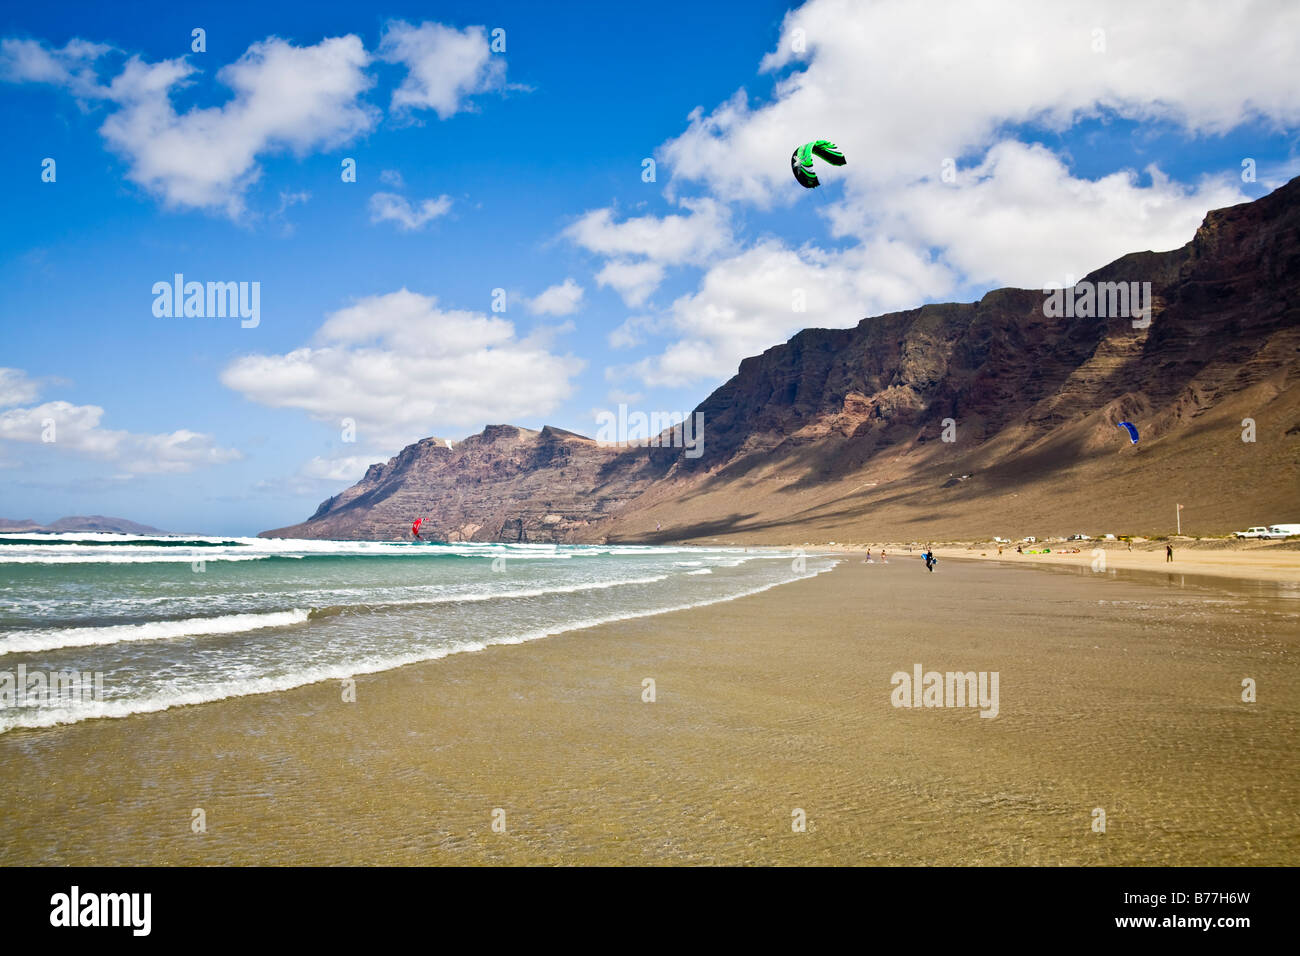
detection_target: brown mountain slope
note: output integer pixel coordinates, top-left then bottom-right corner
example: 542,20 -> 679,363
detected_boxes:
263,178 -> 1300,543
262,426 -> 668,541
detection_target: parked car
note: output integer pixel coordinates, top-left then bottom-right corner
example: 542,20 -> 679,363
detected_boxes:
1235,527 -> 1279,539
1100,534 -> 1117,540
1068,533 -> 1091,540
1268,524 -> 1300,538
992,536 -> 1010,543
1021,536 -> 1037,543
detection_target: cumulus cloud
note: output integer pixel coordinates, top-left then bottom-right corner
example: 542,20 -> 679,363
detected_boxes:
594,261 -> 666,308
526,278 -> 584,316
2,34 -> 377,216
0,398 -> 241,474
94,36 -> 376,216
662,0 -> 1300,206
593,0 -> 1296,389
3,21 -> 510,218
368,191 -> 453,230
854,143 -> 1246,289
0,368 -> 42,407
564,197 -> 732,305
221,288 -> 584,449
612,238 -> 955,387
565,197 -> 732,264
379,20 -> 505,119
0,37 -> 113,98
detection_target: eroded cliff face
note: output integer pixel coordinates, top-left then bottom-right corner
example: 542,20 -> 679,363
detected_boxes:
264,179 -> 1300,542
262,425 -> 668,542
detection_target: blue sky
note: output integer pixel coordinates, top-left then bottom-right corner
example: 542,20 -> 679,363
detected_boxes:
2,0 -> 1297,534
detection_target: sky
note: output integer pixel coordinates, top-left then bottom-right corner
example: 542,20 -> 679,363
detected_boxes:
1,0 -> 1297,535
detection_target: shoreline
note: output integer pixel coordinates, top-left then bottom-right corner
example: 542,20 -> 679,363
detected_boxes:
2,555 -> 1294,865
750,539 -> 1300,585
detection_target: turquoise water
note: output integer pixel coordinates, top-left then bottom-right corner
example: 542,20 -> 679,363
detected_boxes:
0,534 -> 835,732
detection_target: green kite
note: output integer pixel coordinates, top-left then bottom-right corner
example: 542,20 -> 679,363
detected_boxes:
791,140 -> 846,188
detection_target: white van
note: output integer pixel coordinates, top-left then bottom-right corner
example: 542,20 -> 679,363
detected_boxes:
1268,524 -> 1300,538
1235,527 -> 1276,538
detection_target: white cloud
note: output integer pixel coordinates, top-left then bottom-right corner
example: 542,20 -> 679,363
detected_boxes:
0,399 -> 241,473
858,143 -> 1247,289
564,197 -> 732,305
526,278 -> 584,316
0,37 -> 112,98
299,455 -> 376,482
565,197 -> 731,265
595,261 -> 666,308
100,36 -> 376,217
612,238 -> 954,387
221,288 -> 584,449
379,20 -> 505,119
0,368 -> 41,407
4,35 -> 376,217
369,191 -> 453,230
3,23 -> 516,218
607,313 -> 667,350
662,0 -> 1300,206
379,168 -> 406,188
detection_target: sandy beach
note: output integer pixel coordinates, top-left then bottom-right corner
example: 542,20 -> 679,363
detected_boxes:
788,539 -> 1300,584
931,542 -> 1300,584
2,553 -> 1294,866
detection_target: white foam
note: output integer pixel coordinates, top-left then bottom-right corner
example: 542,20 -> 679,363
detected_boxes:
0,609 -> 310,655
404,574 -> 672,605
0,533 -> 806,566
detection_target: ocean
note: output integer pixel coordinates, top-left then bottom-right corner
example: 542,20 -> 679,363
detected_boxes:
0,534 -> 835,733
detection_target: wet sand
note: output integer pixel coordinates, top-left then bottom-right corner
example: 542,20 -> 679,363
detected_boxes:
931,543 -> 1300,584
2,557 -> 1296,865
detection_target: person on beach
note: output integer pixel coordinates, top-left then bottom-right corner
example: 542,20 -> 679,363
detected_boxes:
1166,544 -> 1173,563
923,550 -> 935,572
880,548 -> 887,564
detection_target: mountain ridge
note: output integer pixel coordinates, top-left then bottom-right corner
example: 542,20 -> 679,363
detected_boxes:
0,515 -> 169,534
262,178 -> 1300,543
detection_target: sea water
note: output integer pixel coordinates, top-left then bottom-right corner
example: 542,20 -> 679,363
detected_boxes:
0,534 -> 835,732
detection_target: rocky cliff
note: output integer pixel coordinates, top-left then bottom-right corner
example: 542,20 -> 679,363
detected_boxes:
262,426 -> 668,542
263,178 -> 1300,542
